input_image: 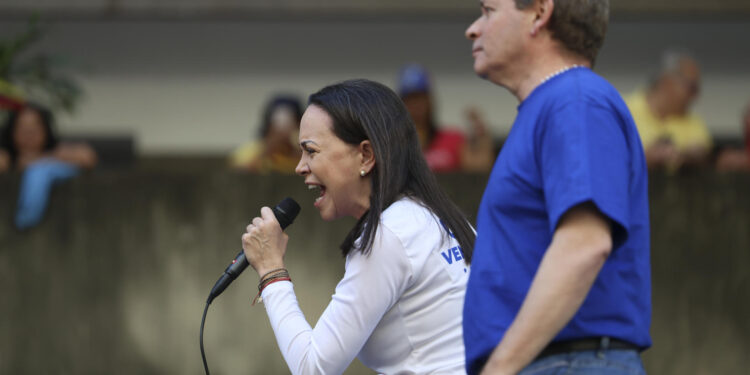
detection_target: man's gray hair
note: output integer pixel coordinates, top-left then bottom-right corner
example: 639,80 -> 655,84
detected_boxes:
659,49 -> 696,76
649,48 -> 697,87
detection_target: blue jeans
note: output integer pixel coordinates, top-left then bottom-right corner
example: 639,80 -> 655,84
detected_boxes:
519,349 -> 646,375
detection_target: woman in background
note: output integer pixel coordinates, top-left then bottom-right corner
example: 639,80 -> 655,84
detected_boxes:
0,102 -> 96,229
229,95 -> 302,173
242,79 -> 474,374
0,102 -> 96,172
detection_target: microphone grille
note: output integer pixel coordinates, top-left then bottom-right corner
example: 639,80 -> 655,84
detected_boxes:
274,197 -> 301,229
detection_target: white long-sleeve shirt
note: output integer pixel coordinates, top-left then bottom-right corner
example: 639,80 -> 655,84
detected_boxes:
261,198 -> 469,374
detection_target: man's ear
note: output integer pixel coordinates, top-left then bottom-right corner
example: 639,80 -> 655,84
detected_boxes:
530,0 -> 554,37
359,140 -> 376,174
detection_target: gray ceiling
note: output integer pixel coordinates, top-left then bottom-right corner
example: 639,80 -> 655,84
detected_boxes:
1,0 -> 749,20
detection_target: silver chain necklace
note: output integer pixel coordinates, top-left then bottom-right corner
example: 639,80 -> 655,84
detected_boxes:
539,64 -> 582,86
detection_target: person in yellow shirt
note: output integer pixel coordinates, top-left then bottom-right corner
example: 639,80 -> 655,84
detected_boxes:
229,95 -> 302,174
716,101 -> 750,172
626,51 -> 712,170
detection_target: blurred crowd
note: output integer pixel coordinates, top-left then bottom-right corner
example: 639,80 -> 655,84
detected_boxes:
2,54 -> 750,230
625,50 -> 749,172
226,64 -> 496,175
225,58 -> 750,176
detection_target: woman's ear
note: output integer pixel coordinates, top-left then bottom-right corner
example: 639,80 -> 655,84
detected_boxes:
359,140 -> 376,174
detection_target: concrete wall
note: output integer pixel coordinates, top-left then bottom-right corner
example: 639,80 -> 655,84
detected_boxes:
1,168 -> 749,374
1,18 -> 749,153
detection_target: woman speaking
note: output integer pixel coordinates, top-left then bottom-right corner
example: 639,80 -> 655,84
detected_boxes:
242,79 -> 474,374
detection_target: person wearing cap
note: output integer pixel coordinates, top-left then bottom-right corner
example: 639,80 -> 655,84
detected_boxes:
398,64 -> 494,172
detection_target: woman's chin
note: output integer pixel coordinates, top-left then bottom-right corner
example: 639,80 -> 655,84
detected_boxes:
316,205 -> 335,221
317,206 -> 345,222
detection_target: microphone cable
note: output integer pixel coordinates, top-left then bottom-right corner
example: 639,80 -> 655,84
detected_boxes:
198,198 -> 300,375
200,302 -> 211,375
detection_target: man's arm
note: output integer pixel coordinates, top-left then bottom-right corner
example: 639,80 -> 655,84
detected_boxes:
481,203 -> 613,375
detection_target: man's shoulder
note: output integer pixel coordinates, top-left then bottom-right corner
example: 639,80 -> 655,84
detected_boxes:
530,72 -> 639,140
578,70 -> 625,103
543,68 -> 623,108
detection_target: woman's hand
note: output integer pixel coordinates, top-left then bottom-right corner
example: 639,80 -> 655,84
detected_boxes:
242,206 -> 289,277
54,143 -> 98,169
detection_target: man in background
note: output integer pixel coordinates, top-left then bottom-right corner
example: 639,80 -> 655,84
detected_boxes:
626,51 -> 712,170
462,0 -> 651,374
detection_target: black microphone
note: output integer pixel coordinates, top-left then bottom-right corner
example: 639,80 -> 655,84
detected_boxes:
207,197 -> 300,304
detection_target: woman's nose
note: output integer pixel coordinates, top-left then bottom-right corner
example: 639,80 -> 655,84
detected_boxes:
295,158 -> 308,176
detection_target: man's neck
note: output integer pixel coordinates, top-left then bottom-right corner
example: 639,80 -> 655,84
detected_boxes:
512,52 -> 590,102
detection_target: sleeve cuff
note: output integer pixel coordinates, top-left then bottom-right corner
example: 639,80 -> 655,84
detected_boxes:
260,279 -> 293,299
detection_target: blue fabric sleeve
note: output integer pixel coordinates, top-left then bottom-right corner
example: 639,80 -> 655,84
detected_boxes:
538,100 -> 631,245
15,159 -> 79,230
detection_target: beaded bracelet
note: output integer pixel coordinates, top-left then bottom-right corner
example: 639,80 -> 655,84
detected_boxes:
258,270 -> 289,289
259,268 -> 287,281
259,271 -> 290,290
252,277 -> 290,305
253,270 -> 291,305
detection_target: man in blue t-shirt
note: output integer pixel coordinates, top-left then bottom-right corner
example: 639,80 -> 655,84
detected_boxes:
462,1 -> 651,374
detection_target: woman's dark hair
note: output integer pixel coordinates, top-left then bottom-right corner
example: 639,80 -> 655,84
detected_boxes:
258,95 -> 303,139
0,102 -> 58,166
308,79 -> 475,263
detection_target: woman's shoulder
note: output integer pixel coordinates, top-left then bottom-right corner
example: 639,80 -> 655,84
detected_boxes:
382,196 -> 433,220
379,197 -> 441,243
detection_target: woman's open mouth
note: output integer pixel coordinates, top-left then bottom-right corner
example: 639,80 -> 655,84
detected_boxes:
308,184 -> 327,207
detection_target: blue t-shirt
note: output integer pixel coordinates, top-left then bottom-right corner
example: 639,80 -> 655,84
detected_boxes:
463,67 -> 651,374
